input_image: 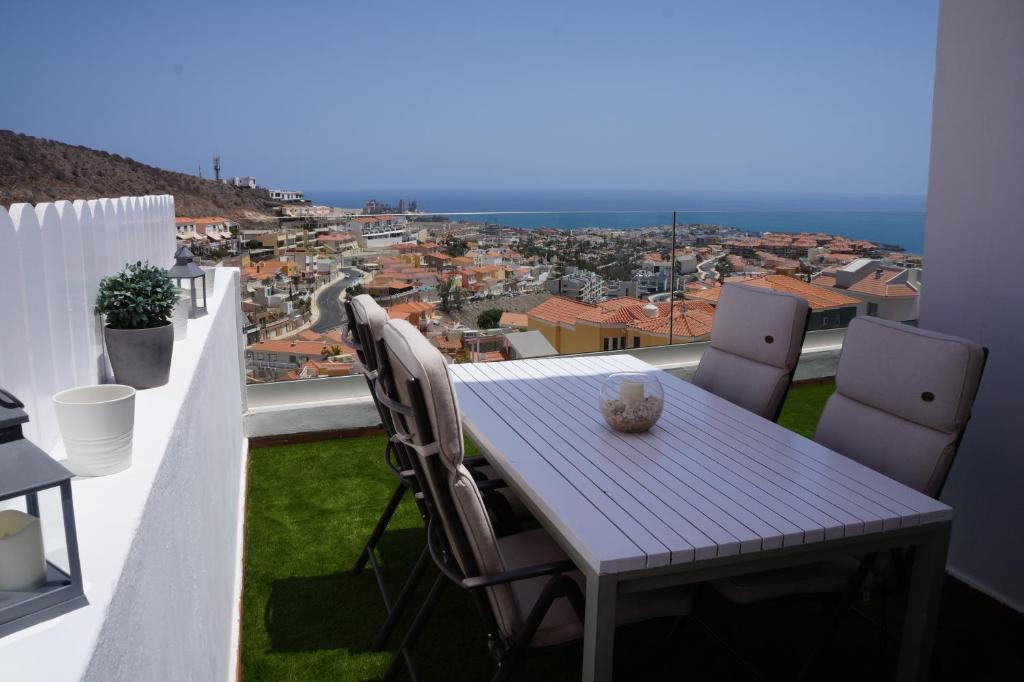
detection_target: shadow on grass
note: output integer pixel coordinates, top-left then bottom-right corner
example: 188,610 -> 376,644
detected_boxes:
265,526 -> 425,655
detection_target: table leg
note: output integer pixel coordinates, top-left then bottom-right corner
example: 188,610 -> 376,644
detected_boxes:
896,523 -> 951,681
582,572 -> 617,682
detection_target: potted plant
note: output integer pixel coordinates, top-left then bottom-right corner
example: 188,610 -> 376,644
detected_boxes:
96,262 -> 177,389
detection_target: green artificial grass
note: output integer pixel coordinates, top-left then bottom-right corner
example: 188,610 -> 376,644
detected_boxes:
776,380 -> 836,438
241,380 -> 1022,681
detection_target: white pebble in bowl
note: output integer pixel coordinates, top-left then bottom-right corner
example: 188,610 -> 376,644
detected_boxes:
600,396 -> 664,433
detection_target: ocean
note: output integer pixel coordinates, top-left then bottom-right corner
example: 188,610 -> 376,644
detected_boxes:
305,189 -> 927,253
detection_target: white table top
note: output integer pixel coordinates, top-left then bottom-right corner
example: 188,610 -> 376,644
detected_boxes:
449,354 -> 952,576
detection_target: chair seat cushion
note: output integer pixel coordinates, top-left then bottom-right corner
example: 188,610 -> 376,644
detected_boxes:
710,556 -> 862,605
498,529 -> 692,647
692,347 -> 790,420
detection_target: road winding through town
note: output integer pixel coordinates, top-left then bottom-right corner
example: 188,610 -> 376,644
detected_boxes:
310,268 -> 361,333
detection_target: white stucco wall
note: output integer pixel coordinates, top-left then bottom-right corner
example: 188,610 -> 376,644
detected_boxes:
922,0 -> 1024,613
0,270 -> 248,680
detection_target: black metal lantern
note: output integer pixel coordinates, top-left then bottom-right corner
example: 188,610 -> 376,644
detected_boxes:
0,389 -> 87,637
168,246 -> 208,318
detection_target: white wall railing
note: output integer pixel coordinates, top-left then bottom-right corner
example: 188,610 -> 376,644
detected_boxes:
0,195 -> 176,449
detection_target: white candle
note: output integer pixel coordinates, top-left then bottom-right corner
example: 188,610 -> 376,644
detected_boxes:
0,510 -> 46,591
619,379 -> 645,407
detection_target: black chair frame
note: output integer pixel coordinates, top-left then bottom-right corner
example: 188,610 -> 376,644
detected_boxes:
346,300 -> 514,667
694,346 -> 990,681
372,335 -> 585,682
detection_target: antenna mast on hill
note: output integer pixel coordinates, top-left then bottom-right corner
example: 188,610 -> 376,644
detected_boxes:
213,155 -> 221,181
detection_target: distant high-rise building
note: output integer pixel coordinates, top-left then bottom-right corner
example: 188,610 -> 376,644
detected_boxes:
398,199 -> 405,213
410,199 -> 418,212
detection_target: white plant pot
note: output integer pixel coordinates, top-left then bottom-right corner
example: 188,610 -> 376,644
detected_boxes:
172,289 -> 190,341
53,384 -> 136,477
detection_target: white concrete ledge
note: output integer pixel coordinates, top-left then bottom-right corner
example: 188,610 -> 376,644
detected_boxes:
0,270 -> 247,682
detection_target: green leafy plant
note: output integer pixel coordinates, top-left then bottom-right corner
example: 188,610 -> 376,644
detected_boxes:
476,308 -> 503,329
96,261 -> 177,330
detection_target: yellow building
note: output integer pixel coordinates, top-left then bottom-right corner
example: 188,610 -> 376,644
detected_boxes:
526,296 -> 714,354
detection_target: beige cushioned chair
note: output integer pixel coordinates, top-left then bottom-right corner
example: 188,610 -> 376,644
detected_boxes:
712,316 -> 986,606
692,283 -> 810,421
377,319 -> 691,680
352,294 -> 521,509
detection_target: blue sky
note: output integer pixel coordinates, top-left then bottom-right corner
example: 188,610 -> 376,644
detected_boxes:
0,0 -> 938,196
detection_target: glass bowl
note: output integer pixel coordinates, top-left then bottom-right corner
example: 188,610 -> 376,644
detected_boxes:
599,372 -> 664,433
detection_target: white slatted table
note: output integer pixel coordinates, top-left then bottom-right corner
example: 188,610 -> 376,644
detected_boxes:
450,354 -> 952,682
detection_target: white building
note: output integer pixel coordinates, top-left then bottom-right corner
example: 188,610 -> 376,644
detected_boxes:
224,176 -> 257,189
812,258 -> 921,322
268,189 -> 305,202
347,215 -> 408,248
175,216 -> 239,255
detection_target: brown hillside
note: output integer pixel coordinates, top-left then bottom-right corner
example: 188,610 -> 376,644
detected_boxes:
0,130 -> 278,225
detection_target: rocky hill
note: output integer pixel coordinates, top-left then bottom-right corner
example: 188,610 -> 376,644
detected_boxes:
0,130 -> 278,224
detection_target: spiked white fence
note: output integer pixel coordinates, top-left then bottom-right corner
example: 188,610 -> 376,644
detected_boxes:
0,195 -> 176,449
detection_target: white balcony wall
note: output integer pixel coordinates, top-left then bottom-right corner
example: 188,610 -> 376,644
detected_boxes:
0,194 -> 175,449
0,268 -> 248,682
923,0 -> 1024,613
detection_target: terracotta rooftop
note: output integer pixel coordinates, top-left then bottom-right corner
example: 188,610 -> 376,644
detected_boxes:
684,282 -> 722,304
527,296 -> 715,339
499,312 -> 529,328
298,360 -> 355,377
625,301 -> 715,339
813,271 -> 919,299
736,275 -> 860,310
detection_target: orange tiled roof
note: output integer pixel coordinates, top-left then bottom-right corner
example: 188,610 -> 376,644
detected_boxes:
814,272 -> 919,299
366,277 -> 413,290
624,301 -> 715,339
298,360 -> 355,377
499,312 -> 529,328
737,275 -> 860,310
684,282 -> 722,304
527,296 -> 714,339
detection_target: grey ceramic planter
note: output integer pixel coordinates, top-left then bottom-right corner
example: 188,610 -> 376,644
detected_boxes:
104,323 -> 174,389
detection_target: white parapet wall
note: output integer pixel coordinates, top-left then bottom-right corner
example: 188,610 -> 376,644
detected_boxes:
0,267 -> 247,681
0,195 -> 177,451
0,196 -> 248,680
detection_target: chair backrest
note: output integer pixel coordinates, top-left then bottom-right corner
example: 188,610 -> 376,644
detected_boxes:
350,294 -> 390,374
692,283 -> 810,420
341,298 -> 365,366
377,319 -> 522,641
814,317 -> 987,497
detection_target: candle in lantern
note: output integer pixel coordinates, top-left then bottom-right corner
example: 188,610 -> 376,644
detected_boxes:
0,509 -> 47,591
619,379 -> 645,407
